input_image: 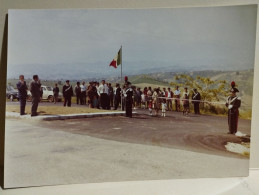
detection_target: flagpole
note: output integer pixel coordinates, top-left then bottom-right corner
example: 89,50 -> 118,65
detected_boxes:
120,45 -> 123,111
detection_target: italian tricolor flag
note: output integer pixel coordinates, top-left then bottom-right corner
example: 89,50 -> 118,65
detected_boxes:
109,48 -> 121,68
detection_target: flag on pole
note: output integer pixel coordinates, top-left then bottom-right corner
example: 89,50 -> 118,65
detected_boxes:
109,48 -> 121,68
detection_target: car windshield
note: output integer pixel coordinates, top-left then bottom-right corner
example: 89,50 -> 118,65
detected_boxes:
6,86 -> 15,91
46,86 -> 53,91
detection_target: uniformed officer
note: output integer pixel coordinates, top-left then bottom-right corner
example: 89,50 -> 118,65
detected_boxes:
125,81 -> 133,117
16,75 -> 28,115
63,80 -> 74,107
225,87 -> 241,134
192,88 -> 201,114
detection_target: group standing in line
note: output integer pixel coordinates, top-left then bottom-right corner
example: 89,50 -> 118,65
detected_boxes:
15,75 -> 241,135
15,75 -> 203,117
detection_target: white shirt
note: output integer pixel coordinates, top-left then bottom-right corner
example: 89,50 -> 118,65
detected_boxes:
96,86 -> 100,96
183,91 -> 189,97
162,103 -> 167,110
183,91 -> 189,100
80,84 -> 86,92
167,91 -> 171,98
99,84 -> 109,94
174,89 -> 181,96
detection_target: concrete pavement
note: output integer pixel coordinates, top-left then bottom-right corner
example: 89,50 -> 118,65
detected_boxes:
4,116 -> 249,188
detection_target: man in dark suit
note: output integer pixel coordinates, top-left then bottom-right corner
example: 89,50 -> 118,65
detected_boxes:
53,83 -> 60,104
113,83 -> 121,110
125,81 -> 133,117
63,80 -> 73,107
29,75 -> 41,117
74,82 -> 81,105
192,88 -> 201,114
16,75 -> 28,115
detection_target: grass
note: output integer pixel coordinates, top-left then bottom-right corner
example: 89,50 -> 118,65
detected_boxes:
6,105 -> 116,115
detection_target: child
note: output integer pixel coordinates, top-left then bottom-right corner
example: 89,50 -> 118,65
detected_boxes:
161,99 -> 167,117
141,93 -> 146,109
182,93 -> 190,116
148,100 -> 153,116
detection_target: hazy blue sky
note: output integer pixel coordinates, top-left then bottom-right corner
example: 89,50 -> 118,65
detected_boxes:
7,5 -> 257,79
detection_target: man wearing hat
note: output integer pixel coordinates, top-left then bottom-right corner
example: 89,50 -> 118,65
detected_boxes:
125,81 -> 133,117
225,84 -> 241,134
63,80 -> 73,107
192,88 -> 201,114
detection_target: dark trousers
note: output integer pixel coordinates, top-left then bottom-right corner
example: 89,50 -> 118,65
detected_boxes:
64,96 -> 72,107
31,96 -> 40,116
228,110 -> 239,134
114,96 -> 121,110
110,95 -> 114,107
81,91 -> 86,105
100,93 -> 109,110
166,99 -> 172,111
54,94 -> 59,103
107,96 -> 111,110
76,94 -> 81,104
122,97 -> 125,111
174,95 -> 180,111
19,98 -> 26,115
125,99 -> 132,117
194,103 -> 200,114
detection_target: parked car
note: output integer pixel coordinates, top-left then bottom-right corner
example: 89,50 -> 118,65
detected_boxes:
6,86 -> 19,101
27,85 -> 62,102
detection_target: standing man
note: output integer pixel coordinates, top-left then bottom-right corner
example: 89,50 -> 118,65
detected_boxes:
16,75 -> 28,115
122,85 -> 126,111
182,87 -> 190,116
96,82 -> 101,108
166,87 -> 173,111
113,83 -> 121,110
192,88 -> 201,114
75,82 -> 81,105
53,83 -> 59,104
99,80 -> 109,110
125,81 -> 133,117
174,86 -> 181,111
226,86 -> 241,134
80,81 -> 87,105
63,80 -> 73,107
29,75 -> 41,117
87,82 -> 95,108
108,83 -> 114,108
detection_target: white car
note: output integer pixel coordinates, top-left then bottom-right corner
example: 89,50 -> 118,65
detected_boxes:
27,85 -> 63,102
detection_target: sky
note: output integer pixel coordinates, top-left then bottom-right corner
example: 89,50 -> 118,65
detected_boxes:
7,5 -> 257,79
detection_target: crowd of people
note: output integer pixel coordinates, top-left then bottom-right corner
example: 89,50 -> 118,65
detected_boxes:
55,79 -> 203,117
15,74 -> 203,117
15,75 -> 241,134
17,75 -> 205,117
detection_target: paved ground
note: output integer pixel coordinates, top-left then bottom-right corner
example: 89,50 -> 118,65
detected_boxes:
4,101 -> 251,188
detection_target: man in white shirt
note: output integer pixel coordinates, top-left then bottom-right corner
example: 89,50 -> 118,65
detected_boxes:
99,80 -> 109,110
174,86 -> 181,111
80,81 -> 87,105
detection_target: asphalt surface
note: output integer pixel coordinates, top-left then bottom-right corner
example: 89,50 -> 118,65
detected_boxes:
7,101 -> 250,158
4,101 -> 251,188
41,109 -> 250,158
